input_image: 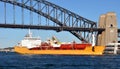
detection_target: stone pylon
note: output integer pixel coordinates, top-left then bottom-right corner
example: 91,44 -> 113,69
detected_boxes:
97,12 -> 118,46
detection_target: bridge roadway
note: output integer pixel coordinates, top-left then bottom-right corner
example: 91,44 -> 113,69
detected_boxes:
1,23 -> 120,32
0,24 -> 105,32
118,29 -> 120,32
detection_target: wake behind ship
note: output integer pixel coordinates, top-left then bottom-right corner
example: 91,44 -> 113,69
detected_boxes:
14,30 -> 105,55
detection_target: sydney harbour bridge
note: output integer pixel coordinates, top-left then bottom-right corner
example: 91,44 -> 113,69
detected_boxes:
0,0 -> 120,45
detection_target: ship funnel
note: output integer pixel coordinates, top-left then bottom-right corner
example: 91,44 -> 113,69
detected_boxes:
25,29 -> 32,37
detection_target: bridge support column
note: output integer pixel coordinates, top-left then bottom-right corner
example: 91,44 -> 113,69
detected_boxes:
97,12 -> 118,46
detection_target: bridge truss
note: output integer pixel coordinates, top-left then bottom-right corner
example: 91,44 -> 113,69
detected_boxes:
0,0 -> 98,43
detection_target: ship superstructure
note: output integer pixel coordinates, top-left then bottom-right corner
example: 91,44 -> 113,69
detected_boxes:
18,29 -> 41,49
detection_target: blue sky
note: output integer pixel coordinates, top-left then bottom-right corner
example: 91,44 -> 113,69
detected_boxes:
0,0 -> 120,48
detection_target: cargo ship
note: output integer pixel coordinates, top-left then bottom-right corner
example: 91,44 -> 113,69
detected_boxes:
14,30 -> 105,55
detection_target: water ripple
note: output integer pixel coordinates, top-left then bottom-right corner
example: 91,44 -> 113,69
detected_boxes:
0,52 -> 120,69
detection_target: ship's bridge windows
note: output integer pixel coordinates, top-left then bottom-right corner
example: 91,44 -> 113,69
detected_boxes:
24,37 -> 40,40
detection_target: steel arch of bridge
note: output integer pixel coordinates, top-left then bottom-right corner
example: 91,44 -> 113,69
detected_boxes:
0,0 -> 97,43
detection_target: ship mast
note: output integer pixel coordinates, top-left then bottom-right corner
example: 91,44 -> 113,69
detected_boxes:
28,29 -> 32,37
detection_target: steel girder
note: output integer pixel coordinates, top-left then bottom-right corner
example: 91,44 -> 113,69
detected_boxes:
0,0 -> 97,43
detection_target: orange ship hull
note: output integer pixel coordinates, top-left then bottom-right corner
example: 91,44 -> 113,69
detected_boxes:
14,46 -> 105,55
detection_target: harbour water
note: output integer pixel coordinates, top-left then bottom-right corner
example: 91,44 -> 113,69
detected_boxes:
0,52 -> 120,69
